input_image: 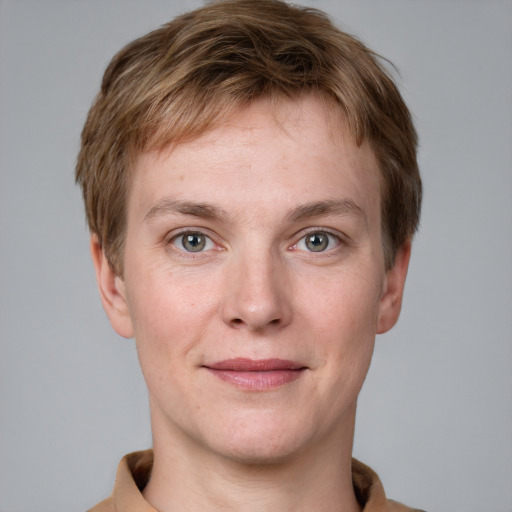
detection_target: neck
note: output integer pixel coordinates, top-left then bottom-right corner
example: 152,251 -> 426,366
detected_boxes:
143,407 -> 361,512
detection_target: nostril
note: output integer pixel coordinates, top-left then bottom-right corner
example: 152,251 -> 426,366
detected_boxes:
229,317 -> 282,329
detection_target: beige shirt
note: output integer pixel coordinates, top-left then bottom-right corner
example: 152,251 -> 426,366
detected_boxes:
88,450 -> 424,512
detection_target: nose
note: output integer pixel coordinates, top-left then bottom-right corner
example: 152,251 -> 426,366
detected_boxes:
221,248 -> 292,332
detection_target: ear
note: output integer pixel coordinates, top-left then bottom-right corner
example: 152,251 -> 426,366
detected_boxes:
376,241 -> 412,334
90,234 -> 134,339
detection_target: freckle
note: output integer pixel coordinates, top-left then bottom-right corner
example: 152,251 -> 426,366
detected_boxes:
179,175 -> 184,181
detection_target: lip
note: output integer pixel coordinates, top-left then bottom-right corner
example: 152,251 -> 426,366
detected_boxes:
203,358 -> 307,390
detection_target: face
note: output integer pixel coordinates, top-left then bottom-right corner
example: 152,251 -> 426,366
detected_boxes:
93,95 -> 410,464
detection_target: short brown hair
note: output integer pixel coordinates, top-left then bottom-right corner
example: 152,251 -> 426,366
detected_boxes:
76,0 -> 421,273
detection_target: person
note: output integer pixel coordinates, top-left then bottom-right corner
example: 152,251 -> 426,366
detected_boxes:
76,0 -> 423,510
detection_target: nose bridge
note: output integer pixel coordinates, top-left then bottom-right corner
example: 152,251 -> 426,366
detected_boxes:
222,242 -> 292,331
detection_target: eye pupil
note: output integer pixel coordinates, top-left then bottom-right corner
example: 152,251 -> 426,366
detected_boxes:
182,233 -> 206,252
305,232 -> 329,252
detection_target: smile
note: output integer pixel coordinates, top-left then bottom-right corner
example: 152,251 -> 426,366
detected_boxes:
203,358 -> 307,390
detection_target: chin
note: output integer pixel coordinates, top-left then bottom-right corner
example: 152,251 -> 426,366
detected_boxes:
217,437 -> 306,466
201,411 -> 316,466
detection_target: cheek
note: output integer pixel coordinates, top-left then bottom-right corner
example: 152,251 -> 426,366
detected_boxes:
300,267 -> 383,336
298,268 -> 382,379
124,266 -> 223,368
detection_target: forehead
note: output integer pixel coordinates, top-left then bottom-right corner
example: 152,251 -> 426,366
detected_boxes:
129,95 -> 381,226
153,95 -> 363,164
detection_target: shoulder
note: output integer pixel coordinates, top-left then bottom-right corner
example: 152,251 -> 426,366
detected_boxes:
352,458 -> 426,512
87,496 -> 115,512
387,499 -> 426,512
86,450 -> 155,512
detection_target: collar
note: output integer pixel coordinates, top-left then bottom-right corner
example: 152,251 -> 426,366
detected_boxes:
106,449 -> 414,512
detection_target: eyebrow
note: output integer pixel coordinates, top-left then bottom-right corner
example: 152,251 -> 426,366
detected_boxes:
143,198 -> 367,226
144,199 -> 230,223
284,199 -> 367,225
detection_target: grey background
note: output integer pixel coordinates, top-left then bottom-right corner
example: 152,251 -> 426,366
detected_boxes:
1,1 -> 511,511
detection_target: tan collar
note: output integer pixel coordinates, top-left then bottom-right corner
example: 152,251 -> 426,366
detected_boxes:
103,450 -> 417,512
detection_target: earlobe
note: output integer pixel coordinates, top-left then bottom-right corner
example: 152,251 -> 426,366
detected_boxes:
90,235 -> 134,339
376,241 -> 412,335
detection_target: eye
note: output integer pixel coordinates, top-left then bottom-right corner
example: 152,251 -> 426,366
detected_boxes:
296,231 -> 339,253
172,232 -> 215,253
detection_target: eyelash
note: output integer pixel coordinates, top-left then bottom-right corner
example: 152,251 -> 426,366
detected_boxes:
291,229 -> 343,254
167,228 -> 345,255
169,230 -> 218,255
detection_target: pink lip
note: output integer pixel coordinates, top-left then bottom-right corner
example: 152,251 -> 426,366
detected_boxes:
204,358 -> 306,390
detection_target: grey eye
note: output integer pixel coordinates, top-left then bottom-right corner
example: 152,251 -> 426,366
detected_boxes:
178,232 -> 207,252
304,232 -> 330,252
171,231 -> 216,254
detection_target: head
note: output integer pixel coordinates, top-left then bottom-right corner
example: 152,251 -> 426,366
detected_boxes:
76,0 -> 421,276
76,0 -> 422,468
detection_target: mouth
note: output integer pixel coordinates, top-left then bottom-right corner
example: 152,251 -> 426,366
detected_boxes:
203,358 -> 307,390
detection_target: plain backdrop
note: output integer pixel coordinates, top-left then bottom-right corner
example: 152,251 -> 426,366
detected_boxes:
1,1 -> 511,511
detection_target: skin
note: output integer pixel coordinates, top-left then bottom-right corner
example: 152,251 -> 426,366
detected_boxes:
91,94 -> 411,511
